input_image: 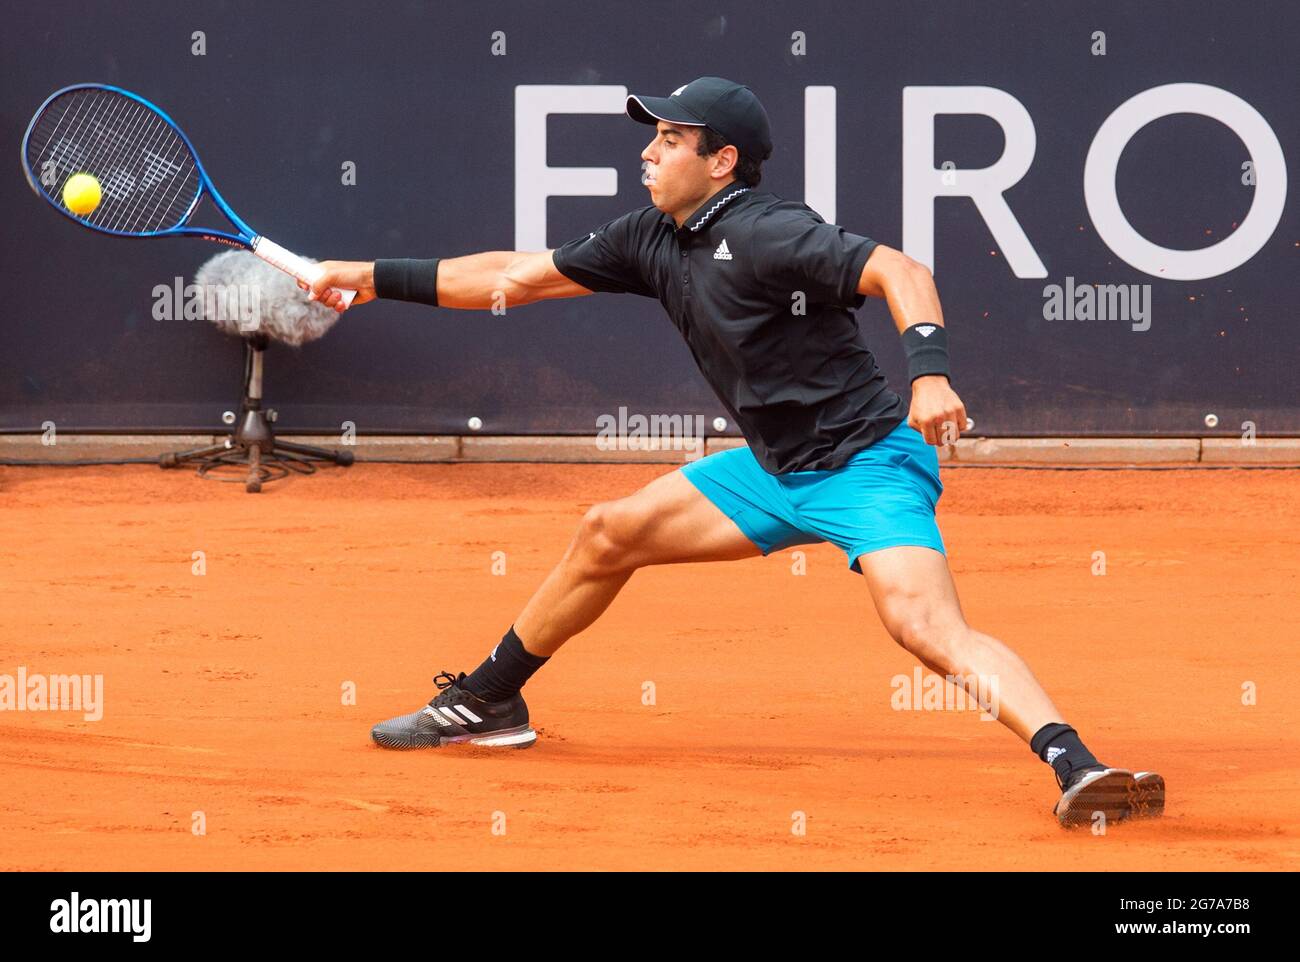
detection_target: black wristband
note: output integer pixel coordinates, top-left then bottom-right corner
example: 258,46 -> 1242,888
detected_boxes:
373,258 -> 441,306
901,323 -> 950,382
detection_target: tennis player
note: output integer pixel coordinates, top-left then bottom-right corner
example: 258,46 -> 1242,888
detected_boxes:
307,77 -> 1164,826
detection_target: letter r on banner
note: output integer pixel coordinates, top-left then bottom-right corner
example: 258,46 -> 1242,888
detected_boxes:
902,86 -> 1046,278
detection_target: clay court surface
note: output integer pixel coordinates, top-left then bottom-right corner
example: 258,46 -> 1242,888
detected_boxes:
1,461 -> 1297,870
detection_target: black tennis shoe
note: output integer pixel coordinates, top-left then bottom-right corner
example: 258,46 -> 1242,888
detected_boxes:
371,671 -> 537,750
1053,767 -> 1166,827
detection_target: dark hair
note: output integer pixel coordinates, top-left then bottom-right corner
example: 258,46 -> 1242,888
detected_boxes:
696,126 -> 764,187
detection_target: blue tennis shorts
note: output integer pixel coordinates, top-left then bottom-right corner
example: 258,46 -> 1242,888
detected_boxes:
680,421 -> 944,572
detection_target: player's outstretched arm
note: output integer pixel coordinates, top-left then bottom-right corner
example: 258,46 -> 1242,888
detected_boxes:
858,245 -> 967,446
304,250 -> 592,312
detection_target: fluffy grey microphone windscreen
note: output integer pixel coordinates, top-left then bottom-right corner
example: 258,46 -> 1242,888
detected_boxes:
194,250 -> 341,347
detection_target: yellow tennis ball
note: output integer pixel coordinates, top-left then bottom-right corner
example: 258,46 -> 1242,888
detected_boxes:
63,173 -> 102,216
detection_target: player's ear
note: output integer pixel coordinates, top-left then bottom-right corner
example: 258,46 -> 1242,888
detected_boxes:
714,144 -> 738,178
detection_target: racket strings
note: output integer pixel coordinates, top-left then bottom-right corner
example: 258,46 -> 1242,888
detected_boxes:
25,88 -> 201,235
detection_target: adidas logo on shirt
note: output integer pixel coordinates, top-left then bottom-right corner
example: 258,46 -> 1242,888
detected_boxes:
713,238 -> 733,261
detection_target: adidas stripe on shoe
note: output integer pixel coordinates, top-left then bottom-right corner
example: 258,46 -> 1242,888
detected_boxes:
371,670 -> 537,750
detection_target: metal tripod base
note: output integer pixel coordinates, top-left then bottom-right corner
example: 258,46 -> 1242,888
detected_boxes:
159,334 -> 354,493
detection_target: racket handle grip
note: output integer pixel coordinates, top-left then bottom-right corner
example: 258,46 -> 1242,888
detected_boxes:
253,236 -> 357,308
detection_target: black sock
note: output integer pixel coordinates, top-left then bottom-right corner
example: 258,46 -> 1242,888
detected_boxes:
461,627 -> 549,702
1030,722 -> 1104,789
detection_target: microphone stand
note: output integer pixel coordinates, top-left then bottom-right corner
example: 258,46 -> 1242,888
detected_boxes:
159,332 -> 353,493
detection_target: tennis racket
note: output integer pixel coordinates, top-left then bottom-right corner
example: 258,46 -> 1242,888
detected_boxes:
21,82 -> 355,308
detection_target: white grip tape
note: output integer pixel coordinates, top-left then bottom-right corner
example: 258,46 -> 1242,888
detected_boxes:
253,236 -> 357,308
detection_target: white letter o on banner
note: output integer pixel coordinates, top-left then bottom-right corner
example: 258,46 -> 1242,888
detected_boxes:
1084,83 -> 1287,280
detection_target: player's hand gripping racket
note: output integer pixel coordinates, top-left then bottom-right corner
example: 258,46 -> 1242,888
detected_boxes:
21,83 -> 355,309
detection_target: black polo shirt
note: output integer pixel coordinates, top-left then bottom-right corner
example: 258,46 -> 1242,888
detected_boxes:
552,182 -> 906,474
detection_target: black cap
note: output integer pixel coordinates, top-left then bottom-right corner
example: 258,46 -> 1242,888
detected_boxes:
626,77 -> 772,159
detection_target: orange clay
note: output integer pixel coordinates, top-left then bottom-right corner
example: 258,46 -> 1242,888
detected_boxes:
0,463 -> 1296,869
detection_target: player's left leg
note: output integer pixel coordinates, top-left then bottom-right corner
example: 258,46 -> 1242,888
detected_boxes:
857,545 -> 1062,742
858,545 -> 1165,825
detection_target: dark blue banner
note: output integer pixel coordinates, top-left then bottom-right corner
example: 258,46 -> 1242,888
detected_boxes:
3,0 -> 1296,436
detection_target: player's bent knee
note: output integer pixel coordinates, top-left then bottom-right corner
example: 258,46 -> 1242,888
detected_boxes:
573,500 -> 645,574
889,613 -> 962,671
